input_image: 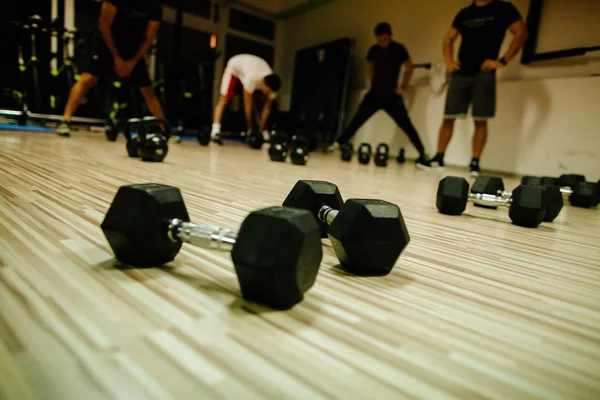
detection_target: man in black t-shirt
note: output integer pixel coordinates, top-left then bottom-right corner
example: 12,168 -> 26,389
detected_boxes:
428,0 -> 528,175
56,0 -> 164,137
331,22 -> 431,169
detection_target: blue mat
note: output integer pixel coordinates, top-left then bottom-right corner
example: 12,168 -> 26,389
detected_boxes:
0,123 -> 55,133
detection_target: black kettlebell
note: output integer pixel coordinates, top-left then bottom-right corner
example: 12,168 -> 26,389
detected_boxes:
340,143 -> 353,162
269,130 -> 289,162
268,142 -> 288,162
290,135 -> 309,166
248,131 -> 264,149
139,133 -> 169,162
374,143 -> 389,167
124,118 -> 142,158
138,117 -> 171,162
397,147 -> 405,164
197,127 -> 211,146
358,143 -> 372,165
105,118 -> 119,142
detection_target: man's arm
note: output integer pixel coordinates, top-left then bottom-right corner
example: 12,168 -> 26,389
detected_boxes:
443,27 -> 461,72
482,20 -> 528,71
243,90 -> 254,132
399,58 -> 414,93
501,20 -> 528,63
258,97 -> 274,132
367,61 -> 374,88
98,1 -> 121,61
130,21 -> 160,65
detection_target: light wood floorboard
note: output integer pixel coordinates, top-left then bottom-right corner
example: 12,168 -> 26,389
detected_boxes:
1,129 -> 599,400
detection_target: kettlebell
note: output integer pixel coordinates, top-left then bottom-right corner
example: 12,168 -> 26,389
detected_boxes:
290,135 -> 309,166
340,143 -> 353,162
358,143 -> 372,165
197,127 -> 211,146
374,143 -> 389,167
248,131 -> 265,149
269,142 -> 288,162
105,118 -> 119,142
397,147 -> 405,164
124,118 -> 142,158
139,133 -> 169,162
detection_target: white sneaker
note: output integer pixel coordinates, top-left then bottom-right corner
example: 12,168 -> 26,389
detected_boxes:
325,142 -> 340,153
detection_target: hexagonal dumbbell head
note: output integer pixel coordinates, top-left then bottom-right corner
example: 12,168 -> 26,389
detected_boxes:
231,206 -> 322,310
569,182 -> 596,208
521,176 -> 542,186
558,174 -> 586,188
327,199 -> 409,275
283,180 -> 344,237
541,177 -> 559,186
436,176 -> 469,215
508,185 -> 548,228
472,176 -> 504,209
538,185 -> 563,222
101,184 -> 190,267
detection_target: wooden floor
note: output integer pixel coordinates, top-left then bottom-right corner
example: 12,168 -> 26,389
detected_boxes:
1,128 -> 599,400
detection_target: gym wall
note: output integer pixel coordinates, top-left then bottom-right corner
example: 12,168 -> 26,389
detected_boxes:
277,0 -> 600,179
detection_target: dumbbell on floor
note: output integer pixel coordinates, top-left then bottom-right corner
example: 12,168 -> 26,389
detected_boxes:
473,176 -> 563,222
437,176 -> 548,228
522,175 -> 598,208
283,180 -> 409,275
101,184 -> 323,310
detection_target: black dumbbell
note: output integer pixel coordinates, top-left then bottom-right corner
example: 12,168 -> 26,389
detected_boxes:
105,118 -> 119,142
374,143 -> 389,167
396,147 -> 405,164
340,143 -> 353,162
290,135 -> 309,166
101,183 -> 323,310
283,180 -> 409,275
437,176 -> 548,228
247,131 -> 264,149
358,143 -> 372,164
470,176 -> 505,209
473,176 -> 562,221
523,175 -> 596,208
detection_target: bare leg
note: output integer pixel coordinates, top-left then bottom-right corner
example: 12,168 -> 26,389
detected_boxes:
62,73 -> 98,121
437,118 -> 455,153
213,95 -> 229,125
472,120 -> 488,158
140,86 -> 165,119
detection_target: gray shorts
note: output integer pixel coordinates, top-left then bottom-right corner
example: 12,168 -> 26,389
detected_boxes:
444,72 -> 496,120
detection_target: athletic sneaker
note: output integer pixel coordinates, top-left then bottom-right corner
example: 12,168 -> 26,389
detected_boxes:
56,121 -> 71,137
211,133 -> 223,145
415,155 -> 432,170
169,135 -> 182,144
469,160 -> 481,177
429,153 -> 445,171
325,142 -> 340,153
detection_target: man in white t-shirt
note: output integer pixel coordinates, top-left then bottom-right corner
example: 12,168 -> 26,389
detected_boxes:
211,54 -> 281,144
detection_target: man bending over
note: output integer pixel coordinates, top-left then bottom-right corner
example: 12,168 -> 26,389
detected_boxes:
211,54 -> 281,144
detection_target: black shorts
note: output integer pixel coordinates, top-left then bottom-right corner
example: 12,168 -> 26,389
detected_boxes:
80,37 -> 152,88
444,71 -> 496,119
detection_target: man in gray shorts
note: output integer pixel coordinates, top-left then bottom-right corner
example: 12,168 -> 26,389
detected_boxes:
428,0 -> 528,175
